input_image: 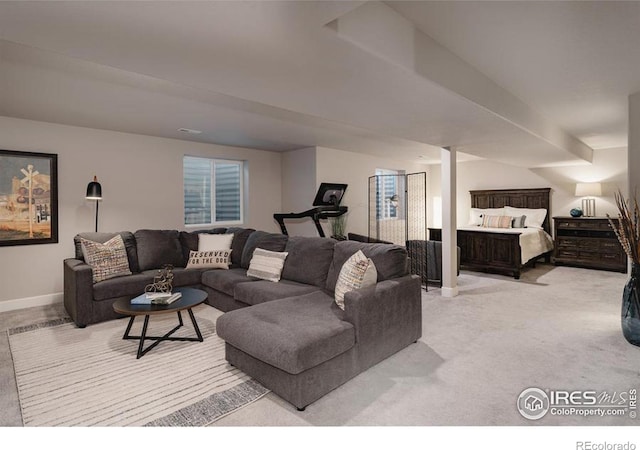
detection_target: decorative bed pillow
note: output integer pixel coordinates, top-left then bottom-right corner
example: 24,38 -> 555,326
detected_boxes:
198,233 -> 233,251
247,248 -> 289,282
511,215 -> 527,228
504,206 -> 547,229
80,235 -> 132,283
334,250 -> 377,310
185,250 -> 232,270
481,215 -> 513,229
469,207 -> 505,226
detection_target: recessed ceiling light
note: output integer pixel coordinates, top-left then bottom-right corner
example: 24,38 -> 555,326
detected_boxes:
178,128 -> 202,135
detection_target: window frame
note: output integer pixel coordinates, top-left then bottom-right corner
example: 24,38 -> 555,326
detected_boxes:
183,155 -> 245,228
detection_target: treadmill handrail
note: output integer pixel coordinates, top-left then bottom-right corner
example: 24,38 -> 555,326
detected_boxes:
273,206 -> 347,237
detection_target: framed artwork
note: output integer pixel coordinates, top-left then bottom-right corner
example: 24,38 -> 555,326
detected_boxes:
0,149 -> 58,246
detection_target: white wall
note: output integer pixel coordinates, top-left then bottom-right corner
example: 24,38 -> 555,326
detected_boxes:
314,146 -> 430,238
280,147 -> 317,237
0,116 -> 282,306
630,93 -> 640,198
427,147 -> 628,229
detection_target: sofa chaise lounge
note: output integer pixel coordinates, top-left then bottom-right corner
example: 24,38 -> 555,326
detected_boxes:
63,227 -> 422,410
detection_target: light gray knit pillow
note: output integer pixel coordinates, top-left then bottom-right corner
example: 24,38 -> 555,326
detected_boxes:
247,248 -> 288,282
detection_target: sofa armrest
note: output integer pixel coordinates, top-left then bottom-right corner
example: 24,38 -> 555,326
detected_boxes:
63,258 -> 94,327
343,275 -> 422,366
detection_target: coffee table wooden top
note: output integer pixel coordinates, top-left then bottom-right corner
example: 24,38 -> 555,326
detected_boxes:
113,287 -> 207,316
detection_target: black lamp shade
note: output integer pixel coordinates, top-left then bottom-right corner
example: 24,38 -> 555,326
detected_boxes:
86,176 -> 102,200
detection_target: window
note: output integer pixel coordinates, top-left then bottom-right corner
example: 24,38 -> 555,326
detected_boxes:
375,168 -> 405,220
183,156 -> 244,226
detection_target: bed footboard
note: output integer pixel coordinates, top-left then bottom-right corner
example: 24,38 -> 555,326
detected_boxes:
429,229 -> 522,279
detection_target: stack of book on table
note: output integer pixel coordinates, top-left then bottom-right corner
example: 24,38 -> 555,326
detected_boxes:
131,291 -> 182,305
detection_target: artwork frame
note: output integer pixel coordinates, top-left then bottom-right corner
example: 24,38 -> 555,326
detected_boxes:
0,149 -> 58,246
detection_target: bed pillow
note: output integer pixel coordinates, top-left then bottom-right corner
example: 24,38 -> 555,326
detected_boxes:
481,215 -> 513,229
334,250 -> 377,310
247,248 -> 288,282
198,233 -> 233,251
504,206 -> 547,229
468,208 -> 505,226
511,215 -> 527,228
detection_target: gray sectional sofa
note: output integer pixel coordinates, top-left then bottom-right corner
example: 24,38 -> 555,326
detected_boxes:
63,227 -> 422,410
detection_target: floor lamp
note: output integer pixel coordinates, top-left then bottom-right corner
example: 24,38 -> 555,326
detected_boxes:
86,176 -> 102,232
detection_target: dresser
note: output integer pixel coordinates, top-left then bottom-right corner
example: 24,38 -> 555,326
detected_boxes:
553,216 -> 626,273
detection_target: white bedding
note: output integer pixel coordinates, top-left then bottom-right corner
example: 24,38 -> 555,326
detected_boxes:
458,226 -> 554,264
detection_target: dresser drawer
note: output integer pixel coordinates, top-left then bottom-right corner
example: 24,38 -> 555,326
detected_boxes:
601,252 -> 624,262
556,249 -> 578,258
558,238 -> 578,248
601,241 -> 621,251
553,216 -> 626,273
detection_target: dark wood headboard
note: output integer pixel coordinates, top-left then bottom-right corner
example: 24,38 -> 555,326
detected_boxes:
470,188 -> 552,235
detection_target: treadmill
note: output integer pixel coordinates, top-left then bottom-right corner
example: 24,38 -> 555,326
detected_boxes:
273,183 -> 348,237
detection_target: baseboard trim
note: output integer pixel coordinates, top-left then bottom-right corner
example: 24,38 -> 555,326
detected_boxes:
441,286 -> 459,298
0,292 -> 63,313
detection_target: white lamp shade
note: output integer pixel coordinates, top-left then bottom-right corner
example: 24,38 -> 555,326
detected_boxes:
575,182 -> 602,197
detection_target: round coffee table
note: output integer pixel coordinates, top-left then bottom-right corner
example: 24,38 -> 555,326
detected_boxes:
112,287 -> 208,359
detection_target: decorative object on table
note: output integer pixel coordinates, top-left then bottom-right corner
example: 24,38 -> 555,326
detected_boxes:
569,207 -> 583,217
575,182 -> 602,217
0,149 -> 58,246
131,291 -> 182,305
368,171 -> 426,245
86,175 -> 102,232
607,190 -> 640,346
329,214 -> 347,240
145,264 -> 174,294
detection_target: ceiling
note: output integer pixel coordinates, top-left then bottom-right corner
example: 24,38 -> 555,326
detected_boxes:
0,1 -> 637,168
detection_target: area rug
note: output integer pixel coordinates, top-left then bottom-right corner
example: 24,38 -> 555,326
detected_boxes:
7,304 -> 269,427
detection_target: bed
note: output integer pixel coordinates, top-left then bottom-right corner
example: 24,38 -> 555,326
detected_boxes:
428,188 -> 554,279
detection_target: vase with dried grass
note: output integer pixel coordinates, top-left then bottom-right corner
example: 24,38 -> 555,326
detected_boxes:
607,190 -> 640,346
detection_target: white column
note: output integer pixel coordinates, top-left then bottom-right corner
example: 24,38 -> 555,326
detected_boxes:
441,146 -> 458,297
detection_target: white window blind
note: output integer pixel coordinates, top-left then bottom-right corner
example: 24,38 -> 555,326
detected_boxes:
184,156 -> 243,226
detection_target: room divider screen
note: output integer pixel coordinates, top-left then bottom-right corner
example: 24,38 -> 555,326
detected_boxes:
368,172 -> 427,245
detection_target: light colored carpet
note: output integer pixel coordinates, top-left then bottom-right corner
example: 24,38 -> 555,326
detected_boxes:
7,304 -> 268,426
2,264 -> 638,428
213,264 -> 640,426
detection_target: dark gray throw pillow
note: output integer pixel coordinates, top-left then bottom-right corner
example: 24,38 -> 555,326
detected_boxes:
134,229 -> 184,271
226,227 -> 256,267
281,236 -> 336,287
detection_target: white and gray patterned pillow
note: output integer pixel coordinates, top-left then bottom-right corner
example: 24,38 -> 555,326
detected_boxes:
185,249 -> 232,270
80,235 -> 132,283
247,248 -> 288,282
334,250 -> 377,310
